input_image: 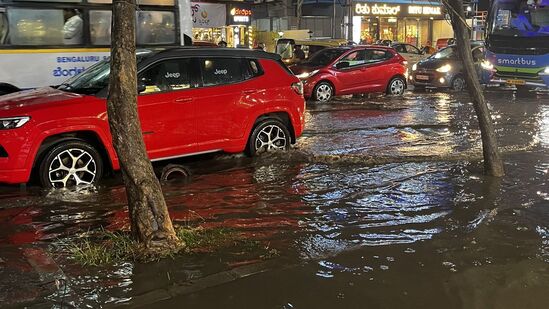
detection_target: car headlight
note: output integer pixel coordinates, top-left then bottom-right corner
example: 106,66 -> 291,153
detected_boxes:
436,64 -> 452,73
0,117 -> 30,130
296,70 -> 319,80
412,63 -> 417,71
481,60 -> 494,70
544,66 -> 549,74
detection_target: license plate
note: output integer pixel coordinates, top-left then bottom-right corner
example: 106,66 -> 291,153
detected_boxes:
506,79 -> 526,85
416,74 -> 429,81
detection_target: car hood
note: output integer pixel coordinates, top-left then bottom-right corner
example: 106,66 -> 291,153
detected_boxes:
289,64 -> 323,75
416,58 -> 459,70
0,87 -> 85,112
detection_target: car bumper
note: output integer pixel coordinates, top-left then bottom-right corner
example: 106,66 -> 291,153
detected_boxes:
409,70 -> 455,88
489,73 -> 549,89
0,132 -> 34,184
302,79 -> 316,98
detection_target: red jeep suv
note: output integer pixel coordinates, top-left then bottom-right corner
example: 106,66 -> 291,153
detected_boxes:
0,48 -> 305,187
290,46 -> 407,102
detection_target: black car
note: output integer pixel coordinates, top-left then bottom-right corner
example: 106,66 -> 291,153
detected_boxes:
409,43 -> 485,91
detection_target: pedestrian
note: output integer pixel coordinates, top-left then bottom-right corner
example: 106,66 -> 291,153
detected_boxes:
62,9 -> 83,45
294,45 -> 305,61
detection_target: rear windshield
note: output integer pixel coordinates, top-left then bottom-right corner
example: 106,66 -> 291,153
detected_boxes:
305,48 -> 347,66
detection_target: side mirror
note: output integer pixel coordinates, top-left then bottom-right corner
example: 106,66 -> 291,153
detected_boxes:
335,61 -> 350,69
137,80 -> 146,93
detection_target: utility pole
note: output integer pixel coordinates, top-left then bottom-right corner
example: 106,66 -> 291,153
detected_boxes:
332,0 -> 337,38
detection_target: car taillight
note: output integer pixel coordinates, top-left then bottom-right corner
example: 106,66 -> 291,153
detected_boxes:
291,82 -> 303,95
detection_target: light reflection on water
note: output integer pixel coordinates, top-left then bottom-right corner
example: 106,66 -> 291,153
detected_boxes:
0,91 -> 549,307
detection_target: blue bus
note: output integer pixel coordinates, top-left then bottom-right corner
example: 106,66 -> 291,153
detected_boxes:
482,0 -> 549,91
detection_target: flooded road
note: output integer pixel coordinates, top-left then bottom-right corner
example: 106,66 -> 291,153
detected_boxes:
1,90 -> 549,308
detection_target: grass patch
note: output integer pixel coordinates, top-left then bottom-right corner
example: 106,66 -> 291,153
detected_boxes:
175,227 -> 237,251
64,226 -> 280,266
67,229 -> 136,266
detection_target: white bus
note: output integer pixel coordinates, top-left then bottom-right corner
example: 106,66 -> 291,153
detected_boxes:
0,0 -> 193,95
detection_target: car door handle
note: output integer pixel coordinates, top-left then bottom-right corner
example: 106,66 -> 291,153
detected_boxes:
175,97 -> 193,103
243,89 -> 257,95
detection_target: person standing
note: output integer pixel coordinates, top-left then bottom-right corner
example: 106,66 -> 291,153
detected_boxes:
63,9 -> 83,45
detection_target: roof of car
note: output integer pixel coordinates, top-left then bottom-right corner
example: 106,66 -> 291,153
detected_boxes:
151,47 -> 282,60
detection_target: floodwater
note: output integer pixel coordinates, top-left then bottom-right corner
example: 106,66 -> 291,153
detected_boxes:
1,90 -> 548,308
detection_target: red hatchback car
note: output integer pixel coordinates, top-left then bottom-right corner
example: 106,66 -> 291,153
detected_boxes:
290,46 -> 408,102
0,48 -> 305,187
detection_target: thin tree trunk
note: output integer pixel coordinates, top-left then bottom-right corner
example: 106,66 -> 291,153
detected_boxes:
107,0 -> 183,255
444,0 -> 505,177
297,0 -> 304,30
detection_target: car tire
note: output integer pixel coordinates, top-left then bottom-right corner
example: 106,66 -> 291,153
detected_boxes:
39,140 -> 103,188
312,81 -> 334,102
386,76 -> 406,95
451,75 -> 466,91
246,119 -> 291,157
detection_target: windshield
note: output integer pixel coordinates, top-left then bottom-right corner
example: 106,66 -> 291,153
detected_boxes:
305,48 -> 347,66
430,46 -> 457,60
57,60 -> 111,94
276,40 -> 294,59
57,52 -> 152,95
488,0 -> 549,37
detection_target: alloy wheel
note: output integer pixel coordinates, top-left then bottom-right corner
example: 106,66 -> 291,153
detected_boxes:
452,77 -> 466,91
389,78 -> 405,95
315,84 -> 332,102
48,148 -> 97,187
254,124 -> 288,153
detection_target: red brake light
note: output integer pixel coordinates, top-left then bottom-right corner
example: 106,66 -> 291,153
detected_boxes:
291,82 -> 303,96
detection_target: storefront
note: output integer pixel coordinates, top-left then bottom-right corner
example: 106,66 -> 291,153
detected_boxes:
190,2 -> 254,48
226,4 -> 254,48
352,1 -> 451,47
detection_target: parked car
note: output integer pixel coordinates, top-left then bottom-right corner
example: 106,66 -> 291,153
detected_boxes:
391,43 -> 428,67
436,38 -> 455,50
289,46 -> 407,102
409,44 -> 486,91
0,48 -> 306,187
276,38 -> 349,65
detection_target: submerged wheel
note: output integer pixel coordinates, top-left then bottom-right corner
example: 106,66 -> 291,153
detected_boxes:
386,76 -> 406,95
451,75 -> 466,91
39,140 -> 103,188
247,119 -> 291,157
312,81 -> 334,102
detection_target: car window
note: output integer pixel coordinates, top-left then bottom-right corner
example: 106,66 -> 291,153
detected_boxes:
339,50 -> 367,67
200,58 -> 257,87
365,49 -> 393,62
393,44 -> 406,53
472,46 -> 485,62
405,44 -> 420,54
139,58 -> 191,94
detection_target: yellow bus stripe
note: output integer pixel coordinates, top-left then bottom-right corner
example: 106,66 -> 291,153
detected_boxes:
0,48 -> 110,54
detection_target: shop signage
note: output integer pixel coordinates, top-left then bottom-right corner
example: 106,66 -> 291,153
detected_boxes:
354,3 -> 442,17
355,3 -> 401,16
230,7 -> 252,23
228,4 -> 252,25
191,2 -> 226,28
408,5 -> 442,15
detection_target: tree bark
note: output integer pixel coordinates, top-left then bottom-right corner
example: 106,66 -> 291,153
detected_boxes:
444,0 -> 505,177
297,0 -> 304,30
107,0 -> 183,254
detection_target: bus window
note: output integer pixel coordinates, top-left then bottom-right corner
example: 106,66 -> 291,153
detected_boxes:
88,0 -> 174,4
90,10 -> 111,45
0,11 -> 7,44
7,9 -> 64,45
136,11 -> 175,45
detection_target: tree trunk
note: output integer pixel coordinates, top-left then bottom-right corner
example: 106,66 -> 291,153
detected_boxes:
107,0 -> 183,255
444,0 -> 505,177
297,0 -> 304,30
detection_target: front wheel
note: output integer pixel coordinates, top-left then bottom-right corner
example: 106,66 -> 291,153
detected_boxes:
39,140 -> 103,188
312,81 -> 334,102
386,77 -> 406,95
247,119 -> 291,157
451,75 -> 466,91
